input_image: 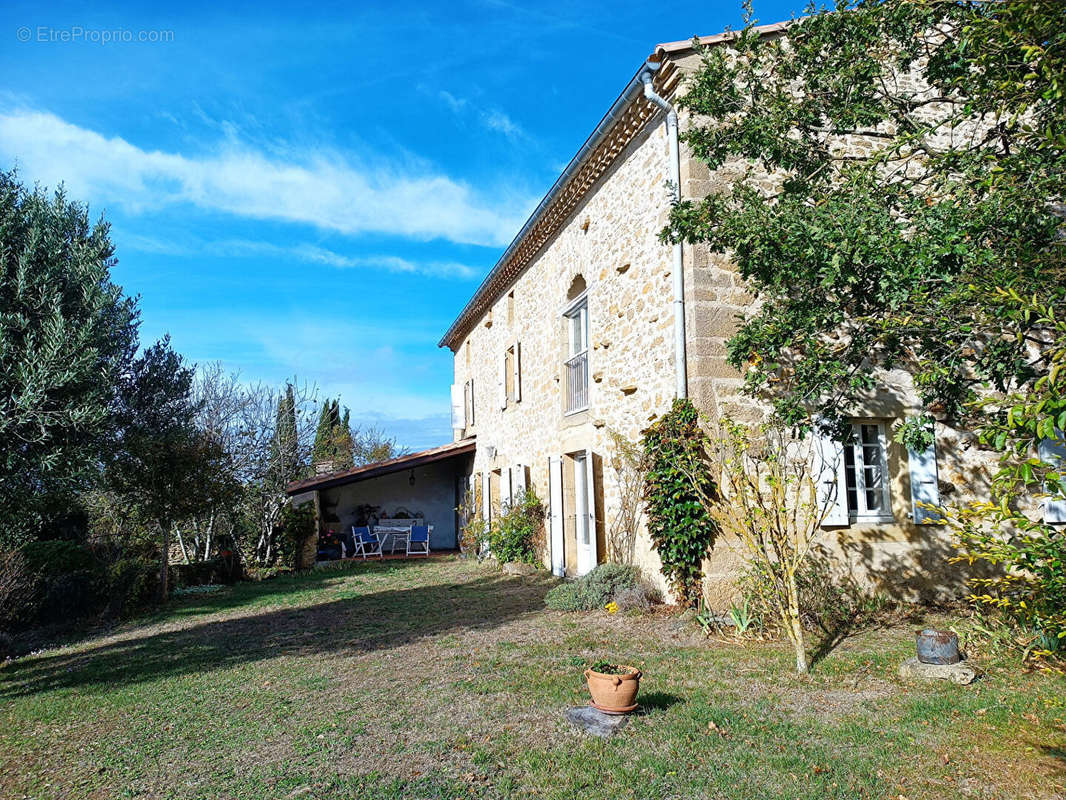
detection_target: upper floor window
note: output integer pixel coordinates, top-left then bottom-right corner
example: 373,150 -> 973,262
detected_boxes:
843,421 -> 892,521
564,292 -> 589,414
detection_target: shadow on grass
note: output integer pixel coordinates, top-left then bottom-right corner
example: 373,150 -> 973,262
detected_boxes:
638,692 -> 684,712
0,562 -> 552,700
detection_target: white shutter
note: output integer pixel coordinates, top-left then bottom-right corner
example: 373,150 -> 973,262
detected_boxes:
816,430 -> 849,527
450,383 -> 465,431
499,352 -> 507,409
549,456 -> 564,576
1039,431 -> 1066,524
513,463 -> 527,500
907,432 -> 941,524
513,341 -> 521,403
503,467 -> 513,510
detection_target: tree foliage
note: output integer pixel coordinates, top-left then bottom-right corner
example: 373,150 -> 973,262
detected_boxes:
0,170 -> 139,546
642,399 -> 718,605
663,0 -> 1065,450
108,339 -> 238,598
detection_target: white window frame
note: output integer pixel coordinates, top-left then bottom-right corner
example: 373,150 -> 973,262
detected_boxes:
563,293 -> 589,415
843,420 -> 894,523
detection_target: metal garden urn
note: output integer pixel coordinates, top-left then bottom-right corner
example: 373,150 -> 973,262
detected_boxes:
916,629 -> 961,665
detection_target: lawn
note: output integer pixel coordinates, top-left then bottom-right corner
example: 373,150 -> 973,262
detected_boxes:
1,557 -> 1063,800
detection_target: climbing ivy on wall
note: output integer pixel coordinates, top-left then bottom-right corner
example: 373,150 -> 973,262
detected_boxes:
642,399 -> 718,606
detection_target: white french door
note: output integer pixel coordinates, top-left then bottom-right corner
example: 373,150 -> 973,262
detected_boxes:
574,450 -> 597,576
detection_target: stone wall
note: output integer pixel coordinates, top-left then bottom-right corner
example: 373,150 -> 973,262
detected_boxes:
450,116 -> 681,595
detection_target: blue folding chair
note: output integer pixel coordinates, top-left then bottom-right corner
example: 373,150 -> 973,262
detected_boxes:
352,526 -> 383,560
407,525 -> 430,557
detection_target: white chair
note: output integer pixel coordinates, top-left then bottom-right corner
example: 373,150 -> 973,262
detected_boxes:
407,525 -> 430,557
352,526 -> 383,560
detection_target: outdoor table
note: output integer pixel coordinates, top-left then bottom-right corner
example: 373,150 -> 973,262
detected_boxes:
374,524 -> 411,554
372,524 -> 433,554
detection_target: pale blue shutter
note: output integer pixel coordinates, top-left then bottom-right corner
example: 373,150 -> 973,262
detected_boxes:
907,435 -> 941,524
1039,432 -> 1066,524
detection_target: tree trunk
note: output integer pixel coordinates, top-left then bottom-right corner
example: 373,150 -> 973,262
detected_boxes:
176,528 -> 190,564
786,571 -> 808,673
204,511 -> 216,561
159,522 -> 171,601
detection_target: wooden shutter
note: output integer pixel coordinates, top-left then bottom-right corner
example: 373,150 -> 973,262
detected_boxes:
450,383 -> 465,431
583,449 -> 598,568
481,472 -> 490,522
907,432 -> 941,524
513,341 -> 521,403
549,456 -> 564,576
503,466 -> 513,510
512,464 -> 527,500
1039,432 -> 1066,524
816,429 -> 849,527
465,379 -> 475,426
499,352 -> 508,410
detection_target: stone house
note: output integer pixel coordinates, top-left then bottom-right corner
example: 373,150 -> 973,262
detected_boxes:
291,21 -> 1062,603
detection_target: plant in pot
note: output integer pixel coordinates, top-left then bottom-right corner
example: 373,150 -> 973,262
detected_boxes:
584,659 -> 642,714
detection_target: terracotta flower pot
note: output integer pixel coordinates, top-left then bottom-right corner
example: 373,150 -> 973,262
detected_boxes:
584,665 -> 642,713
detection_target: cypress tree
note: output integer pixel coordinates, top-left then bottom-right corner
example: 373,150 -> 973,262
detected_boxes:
311,401 -> 334,469
334,406 -> 354,471
271,383 -> 300,483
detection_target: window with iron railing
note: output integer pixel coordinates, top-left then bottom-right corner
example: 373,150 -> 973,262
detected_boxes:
564,298 -> 589,414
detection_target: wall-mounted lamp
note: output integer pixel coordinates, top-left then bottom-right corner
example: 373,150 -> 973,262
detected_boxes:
408,469 -> 416,486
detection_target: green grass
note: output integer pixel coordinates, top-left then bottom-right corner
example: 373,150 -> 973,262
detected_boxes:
1,557 -> 1063,799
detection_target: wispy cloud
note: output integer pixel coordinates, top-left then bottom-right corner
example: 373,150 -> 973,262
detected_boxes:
0,108 -> 532,246
437,90 -> 527,141
222,240 -> 480,279
119,233 -> 480,279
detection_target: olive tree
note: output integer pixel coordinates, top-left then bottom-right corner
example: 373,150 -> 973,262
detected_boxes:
0,171 -> 138,546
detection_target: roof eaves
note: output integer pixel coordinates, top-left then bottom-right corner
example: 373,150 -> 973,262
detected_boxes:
285,439 -> 476,495
436,19 -> 793,352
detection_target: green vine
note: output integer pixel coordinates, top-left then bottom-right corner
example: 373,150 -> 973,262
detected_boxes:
642,399 -> 718,605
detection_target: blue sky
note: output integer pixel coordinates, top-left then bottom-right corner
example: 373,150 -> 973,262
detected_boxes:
0,0 -> 806,450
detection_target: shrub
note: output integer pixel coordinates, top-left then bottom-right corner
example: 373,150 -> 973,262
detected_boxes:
20,540 -> 97,576
545,563 -> 642,611
642,399 -> 718,605
106,558 -> 159,617
11,541 -> 107,628
738,551 -> 893,637
278,503 -> 316,570
487,490 -> 544,566
171,556 -> 241,588
947,502 -> 1065,662
0,549 -> 30,631
37,569 -> 104,622
613,585 -> 657,612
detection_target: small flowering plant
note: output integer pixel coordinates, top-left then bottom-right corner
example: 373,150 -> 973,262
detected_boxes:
604,601 -> 619,615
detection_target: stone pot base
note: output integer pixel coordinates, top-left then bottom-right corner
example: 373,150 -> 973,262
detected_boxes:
589,701 -> 638,715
